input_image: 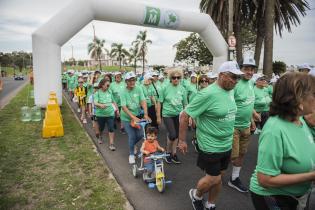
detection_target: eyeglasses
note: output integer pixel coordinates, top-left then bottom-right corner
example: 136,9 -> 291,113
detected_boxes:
172,76 -> 181,80
200,79 -> 209,83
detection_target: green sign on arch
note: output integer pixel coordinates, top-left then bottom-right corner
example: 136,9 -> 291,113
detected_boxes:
143,6 -> 179,29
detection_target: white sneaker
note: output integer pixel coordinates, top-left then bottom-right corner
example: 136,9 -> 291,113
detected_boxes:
77,108 -> 81,113
82,119 -> 87,124
129,155 -> 135,164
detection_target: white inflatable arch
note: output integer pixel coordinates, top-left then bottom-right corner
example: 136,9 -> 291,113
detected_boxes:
32,0 -> 228,107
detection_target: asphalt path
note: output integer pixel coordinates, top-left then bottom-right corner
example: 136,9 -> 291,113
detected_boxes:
64,92 -> 257,210
0,77 -> 28,108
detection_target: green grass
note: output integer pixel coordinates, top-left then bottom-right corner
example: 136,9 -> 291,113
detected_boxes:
1,67 -> 31,77
0,85 -> 126,209
64,65 -> 134,72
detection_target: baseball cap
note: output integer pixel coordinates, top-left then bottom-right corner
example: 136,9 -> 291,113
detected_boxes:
151,71 -> 159,76
207,72 -> 218,79
125,71 -> 136,80
240,57 -> 257,68
159,74 -> 164,79
218,61 -> 244,75
298,63 -> 311,70
93,82 -> 99,88
143,73 -> 153,80
191,72 -> 197,78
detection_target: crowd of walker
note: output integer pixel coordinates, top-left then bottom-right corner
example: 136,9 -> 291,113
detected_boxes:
62,59 -> 315,210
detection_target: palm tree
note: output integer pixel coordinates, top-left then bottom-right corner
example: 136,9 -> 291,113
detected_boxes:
127,46 -> 141,74
132,30 -> 152,74
110,43 -> 129,70
88,37 -> 106,70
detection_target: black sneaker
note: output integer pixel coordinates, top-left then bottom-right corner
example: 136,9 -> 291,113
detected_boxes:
228,177 -> 249,193
189,189 -> 204,210
171,154 -> 181,164
205,206 -> 216,210
165,153 -> 172,164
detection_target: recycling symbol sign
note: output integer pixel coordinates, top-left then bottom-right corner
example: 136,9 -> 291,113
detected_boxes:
143,6 -> 179,29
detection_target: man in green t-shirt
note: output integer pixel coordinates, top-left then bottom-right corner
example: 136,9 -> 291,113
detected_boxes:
178,61 -> 244,210
228,57 -> 256,193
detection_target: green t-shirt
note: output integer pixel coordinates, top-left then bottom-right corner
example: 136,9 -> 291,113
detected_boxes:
62,74 -> 67,83
181,78 -> 189,89
141,84 -> 155,107
94,89 -> 115,117
234,79 -> 255,129
185,83 -> 237,153
254,86 -> 271,112
110,81 -> 125,107
267,85 -> 273,98
120,86 -> 145,122
309,126 -> 315,141
250,116 -> 315,196
151,82 -> 162,102
67,75 -> 77,91
159,83 -> 187,117
186,82 -> 198,103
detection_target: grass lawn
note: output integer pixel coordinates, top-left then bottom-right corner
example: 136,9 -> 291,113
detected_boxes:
0,85 -> 127,209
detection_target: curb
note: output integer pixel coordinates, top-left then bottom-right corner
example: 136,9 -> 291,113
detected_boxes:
63,93 -> 134,210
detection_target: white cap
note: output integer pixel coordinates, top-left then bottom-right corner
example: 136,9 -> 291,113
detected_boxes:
191,73 -> 197,78
151,71 -> 159,76
77,73 -> 83,77
159,74 -> 164,79
83,74 -> 89,78
207,72 -> 218,79
218,61 -> 244,75
298,63 -> 311,70
115,71 -> 122,76
252,73 -> 265,83
143,73 -> 153,80
241,57 -> 257,68
309,68 -> 315,76
125,71 -> 136,80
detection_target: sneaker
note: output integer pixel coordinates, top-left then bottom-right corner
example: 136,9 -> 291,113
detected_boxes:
164,153 -> 172,164
77,108 -> 81,113
120,128 -> 126,134
192,138 -> 198,153
98,140 -> 103,144
109,144 -> 116,151
171,154 -> 181,164
82,119 -> 87,124
129,155 -> 135,164
205,206 -> 216,210
228,177 -> 249,193
189,189 -> 204,210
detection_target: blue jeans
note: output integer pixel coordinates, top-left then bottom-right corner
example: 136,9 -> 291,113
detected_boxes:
122,121 -> 144,155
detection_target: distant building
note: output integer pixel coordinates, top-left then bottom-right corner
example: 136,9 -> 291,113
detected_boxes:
87,53 -> 120,67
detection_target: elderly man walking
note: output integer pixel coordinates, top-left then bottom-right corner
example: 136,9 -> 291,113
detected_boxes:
178,61 -> 244,210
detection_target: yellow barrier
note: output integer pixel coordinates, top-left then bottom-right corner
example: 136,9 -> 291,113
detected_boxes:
42,92 -> 64,138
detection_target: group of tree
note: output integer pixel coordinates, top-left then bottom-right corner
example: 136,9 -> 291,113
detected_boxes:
88,30 -> 152,74
174,33 -> 213,66
0,51 -> 32,71
199,0 -> 310,77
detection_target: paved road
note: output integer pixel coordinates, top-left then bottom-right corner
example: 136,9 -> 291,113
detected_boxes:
0,77 -> 28,108
64,92 -> 257,210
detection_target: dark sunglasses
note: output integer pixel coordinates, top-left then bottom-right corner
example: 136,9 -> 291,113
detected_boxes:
200,79 -> 209,83
172,76 -> 181,80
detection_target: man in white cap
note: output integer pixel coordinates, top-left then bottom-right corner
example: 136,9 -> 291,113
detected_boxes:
178,61 -> 243,210
228,57 -> 256,193
298,63 -> 311,74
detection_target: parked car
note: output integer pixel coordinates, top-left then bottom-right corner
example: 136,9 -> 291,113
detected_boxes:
14,74 -> 24,80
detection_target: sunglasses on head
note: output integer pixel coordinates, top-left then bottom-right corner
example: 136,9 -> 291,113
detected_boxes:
172,76 -> 181,80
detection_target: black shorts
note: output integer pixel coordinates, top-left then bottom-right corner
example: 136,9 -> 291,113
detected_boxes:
251,191 -> 298,210
197,149 -> 231,176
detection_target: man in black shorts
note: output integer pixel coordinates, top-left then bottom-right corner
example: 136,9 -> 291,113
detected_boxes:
178,61 -> 244,210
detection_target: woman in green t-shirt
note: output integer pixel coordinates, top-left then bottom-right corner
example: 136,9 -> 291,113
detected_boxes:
250,72 -> 315,210
156,68 -> 187,164
120,72 -> 150,164
94,78 -> 118,151
253,75 -> 271,129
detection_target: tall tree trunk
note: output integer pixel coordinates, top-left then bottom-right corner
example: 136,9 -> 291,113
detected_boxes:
119,58 -> 122,70
254,16 -> 265,70
134,58 -> 137,74
233,2 -> 242,63
228,0 -> 234,35
99,56 -> 102,70
263,0 -> 275,78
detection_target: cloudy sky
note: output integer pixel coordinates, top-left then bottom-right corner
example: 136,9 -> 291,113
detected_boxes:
0,0 -> 314,66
